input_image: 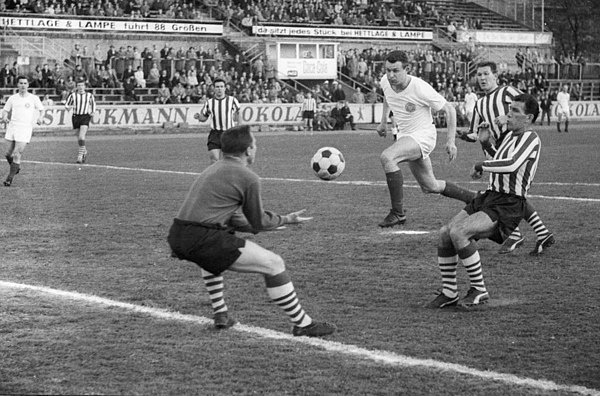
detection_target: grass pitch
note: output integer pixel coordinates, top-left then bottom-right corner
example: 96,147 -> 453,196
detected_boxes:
1,124 -> 599,395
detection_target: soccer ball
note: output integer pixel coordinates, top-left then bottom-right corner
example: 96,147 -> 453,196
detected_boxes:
311,147 -> 345,180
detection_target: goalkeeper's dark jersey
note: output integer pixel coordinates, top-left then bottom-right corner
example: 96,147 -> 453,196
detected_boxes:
176,156 -> 285,232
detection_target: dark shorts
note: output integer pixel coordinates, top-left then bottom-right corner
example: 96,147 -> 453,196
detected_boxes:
207,129 -> 224,151
303,110 -> 314,120
72,114 -> 92,129
464,190 -> 526,244
167,218 -> 246,275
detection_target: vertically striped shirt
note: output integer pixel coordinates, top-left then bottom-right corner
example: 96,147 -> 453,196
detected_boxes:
65,91 -> 96,115
482,130 -> 540,198
470,85 -> 521,156
301,97 -> 316,112
201,95 -> 240,131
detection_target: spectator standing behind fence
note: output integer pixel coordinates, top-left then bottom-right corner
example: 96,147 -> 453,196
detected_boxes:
556,84 -> 571,132
0,64 -> 13,87
463,85 -> 478,125
538,91 -> 552,126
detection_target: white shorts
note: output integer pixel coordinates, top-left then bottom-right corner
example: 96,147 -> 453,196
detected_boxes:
558,110 -> 570,121
399,131 -> 437,159
5,123 -> 33,143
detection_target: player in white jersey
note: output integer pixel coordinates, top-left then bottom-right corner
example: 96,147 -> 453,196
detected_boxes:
2,76 -> 45,186
555,84 -> 571,132
463,85 -> 478,124
376,50 -> 475,227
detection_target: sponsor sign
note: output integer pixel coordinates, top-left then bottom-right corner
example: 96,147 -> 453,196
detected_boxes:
252,25 -> 432,41
0,16 -> 222,35
35,101 -> 600,130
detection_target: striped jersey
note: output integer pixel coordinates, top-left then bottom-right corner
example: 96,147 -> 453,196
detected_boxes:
482,130 -> 540,198
65,91 -> 96,115
201,95 -> 240,131
301,97 -> 317,112
470,85 -> 521,156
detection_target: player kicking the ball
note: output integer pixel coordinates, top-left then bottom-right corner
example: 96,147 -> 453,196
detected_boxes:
427,94 -> 542,310
168,125 -> 336,337
376,50 -> 476,227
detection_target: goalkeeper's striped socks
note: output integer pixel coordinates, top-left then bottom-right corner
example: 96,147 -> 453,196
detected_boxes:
201,269 -> 228,315
265,271 -> 312,328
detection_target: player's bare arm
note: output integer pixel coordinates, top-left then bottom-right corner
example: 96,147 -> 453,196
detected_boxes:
442,102 -> 457,161
377,100 -> 389,138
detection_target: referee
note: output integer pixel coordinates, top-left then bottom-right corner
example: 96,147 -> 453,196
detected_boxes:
194,78 -> 240,164
65,77 -> 97,164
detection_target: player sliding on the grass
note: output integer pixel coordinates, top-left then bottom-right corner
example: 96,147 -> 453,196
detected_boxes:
376,50 -> 476,228
427,94 -> 542,310
168,124 -> 336,337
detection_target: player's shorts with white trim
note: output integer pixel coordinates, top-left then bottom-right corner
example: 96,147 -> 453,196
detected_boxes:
464,190 -> 526,244
167,218 -> 246,275
72,114 -> 92,129
4,123 -> 33,143
207,129 -> 224,151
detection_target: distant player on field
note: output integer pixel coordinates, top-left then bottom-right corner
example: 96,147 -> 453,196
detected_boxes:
2,76 -> 45,187
65,77 -> 97,164
376,50 -> 476,228
300,91 -> 317,131
459,61 -> 554,255
427,94 -> 542,309
194,78 -> 240,164
556,84 -> 571,133
167,124 -> 336,337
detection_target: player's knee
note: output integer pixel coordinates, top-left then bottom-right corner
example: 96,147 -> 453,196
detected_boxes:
439,225 -> 452,243
380,151 -> 397,170
420,180 -> 442,194
264,253 -> 286,275
447,223 -> 467,243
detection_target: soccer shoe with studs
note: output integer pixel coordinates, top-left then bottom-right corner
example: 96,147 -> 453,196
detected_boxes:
457,287 -> 489,310
378,210 -> 407,228
529,234 -> 555,256
3,177 -> 12,187
292,321 -> 337,337
425,292 -> 459,309
213,312 -> 237,329
498,236 -> 525,254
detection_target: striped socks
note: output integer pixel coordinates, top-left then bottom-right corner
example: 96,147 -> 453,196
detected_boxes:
438,246 -> 458,298
201,269 -> 228,315
458,242 -> 486,292
265,271 -> 312,328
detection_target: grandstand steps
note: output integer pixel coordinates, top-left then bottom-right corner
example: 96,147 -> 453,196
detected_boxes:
427,0 -> 530,31
222,26 -> 265,63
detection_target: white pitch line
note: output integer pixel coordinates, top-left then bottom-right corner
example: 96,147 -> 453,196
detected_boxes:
380,230 -> 431,235
1,280 -> 598,396
25,160 -> 600,203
